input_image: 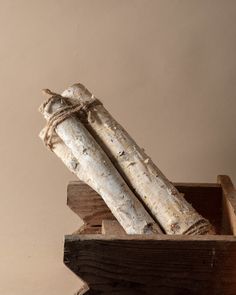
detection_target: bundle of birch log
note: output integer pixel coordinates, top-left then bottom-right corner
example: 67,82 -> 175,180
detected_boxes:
39,83 -> 212,235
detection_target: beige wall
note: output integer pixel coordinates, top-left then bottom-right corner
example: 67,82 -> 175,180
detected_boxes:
1,1 -> 236,294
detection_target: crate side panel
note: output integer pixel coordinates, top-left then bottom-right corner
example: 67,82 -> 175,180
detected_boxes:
64,235 -> 236,295
218,175 -> 236,235
67,181 -> 114,226
68,181 -> 223,234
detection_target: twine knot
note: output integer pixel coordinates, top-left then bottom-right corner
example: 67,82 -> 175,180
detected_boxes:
41,89 -> 102,149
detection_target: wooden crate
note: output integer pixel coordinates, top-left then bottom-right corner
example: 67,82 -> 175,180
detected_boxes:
64,175 -> 236,295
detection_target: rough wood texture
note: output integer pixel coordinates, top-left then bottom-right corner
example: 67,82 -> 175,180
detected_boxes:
67,181 -> 114,227
67,181 -> 222,234
64,234 -> 236,295
218,175 -> 236,235
64,176 -> 236,294
102,220 -> 126,235
39,95 -> 162,234
62,83 -> 211,235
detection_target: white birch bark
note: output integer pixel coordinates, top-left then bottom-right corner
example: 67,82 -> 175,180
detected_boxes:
39,95 -> 162,235
62,84 -> 211,235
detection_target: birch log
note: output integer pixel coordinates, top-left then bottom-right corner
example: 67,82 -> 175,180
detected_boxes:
62,83 -> 211,235
39,95 -> 162,234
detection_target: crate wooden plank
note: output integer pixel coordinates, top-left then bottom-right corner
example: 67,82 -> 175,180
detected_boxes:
218,175 -> 236,235
67,181 -> 223,234
64,234 -> 236,295
67,181 -> 114,226
102,220 -> 126,235
73,225 -> 102,235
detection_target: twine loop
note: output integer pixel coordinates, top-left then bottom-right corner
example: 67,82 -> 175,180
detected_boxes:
41,89 -> 102,149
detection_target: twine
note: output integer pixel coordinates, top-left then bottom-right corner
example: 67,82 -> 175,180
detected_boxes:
41,89 -> 102,149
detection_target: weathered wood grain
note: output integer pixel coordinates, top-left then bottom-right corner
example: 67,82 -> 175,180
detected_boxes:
68,181 -> 222,234
65,177 -> 236,294
67,181 -> 114,226
218,175 -> 236,235
102,220 -> 126,235
64,234 -> 236,295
